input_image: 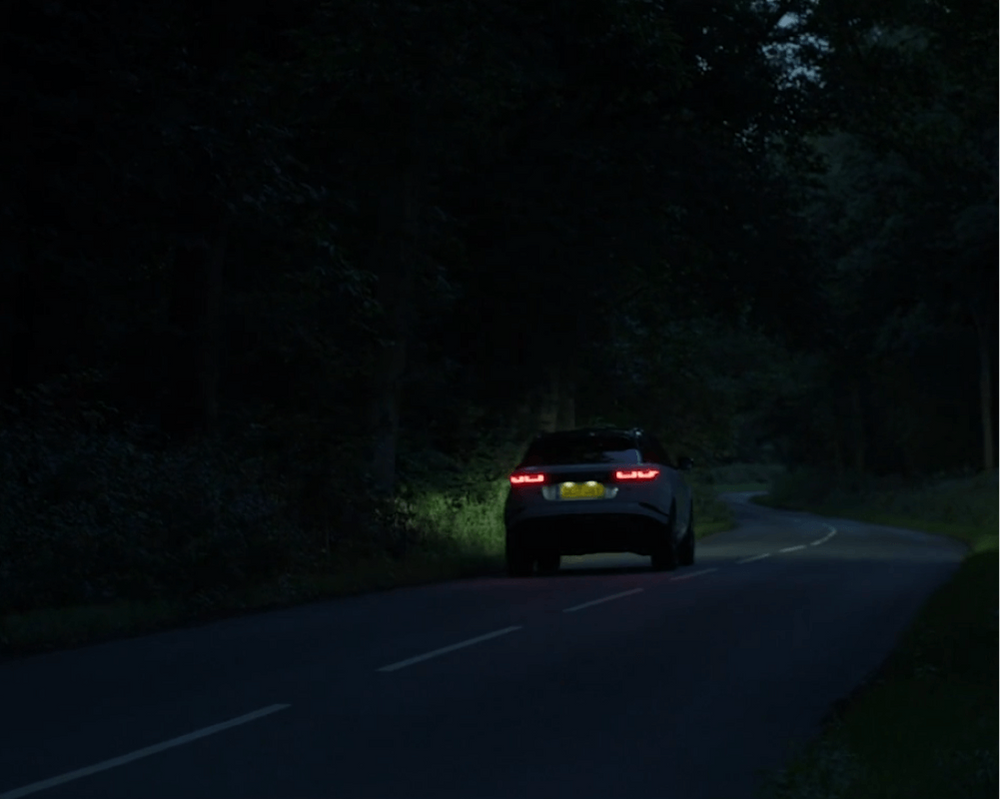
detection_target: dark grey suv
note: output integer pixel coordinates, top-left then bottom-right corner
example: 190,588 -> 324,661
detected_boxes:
504,427 -> 696,576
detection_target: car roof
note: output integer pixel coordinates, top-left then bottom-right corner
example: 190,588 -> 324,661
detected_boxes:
533,427 -> 642,441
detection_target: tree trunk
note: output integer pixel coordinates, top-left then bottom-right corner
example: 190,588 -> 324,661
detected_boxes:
161,221 -> 227,439
831,407 -> 845,481
536,365 -> 561,433
161,244 -> 205,439
368,325 -> 410,496
200,226 -> 227,436
0,265 -> 22,400
832,437 -> 843,480
851,379 -> 866,477
557,371 -> 576,430
969,299 -> 994,471
367,130 -> 425,496
535,363 -> 578,433
3,254 -> 44,397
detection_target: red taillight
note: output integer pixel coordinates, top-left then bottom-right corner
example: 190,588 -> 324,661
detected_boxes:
510,472 -> 546,486
615,468 -> 660,481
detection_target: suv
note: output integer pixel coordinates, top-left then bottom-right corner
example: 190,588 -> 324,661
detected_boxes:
504,427 -> 696,576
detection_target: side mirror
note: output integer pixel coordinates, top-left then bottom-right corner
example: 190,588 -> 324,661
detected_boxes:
677,456 -> 694,471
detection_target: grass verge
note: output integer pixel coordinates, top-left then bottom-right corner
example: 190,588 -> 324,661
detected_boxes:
755,470 -> 998,799
0,551 -> 506,658
692,480 -> 738,536
0,480 -> 513,658
1,468 -> 747,658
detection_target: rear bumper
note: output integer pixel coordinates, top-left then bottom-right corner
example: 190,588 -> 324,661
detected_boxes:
505,497 -> 669,525
505,512 -> 668,557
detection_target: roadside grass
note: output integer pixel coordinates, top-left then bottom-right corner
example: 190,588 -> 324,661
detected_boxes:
711,481 -> 771,493
0,467 -> 753,657
755,469 -> 999,799
0,481 -> 512,657
0,599 -> 182,654
0,550 -> 507,656
704,461 -> 787,488
692,461 -> 784,533
692,481 -> 737,536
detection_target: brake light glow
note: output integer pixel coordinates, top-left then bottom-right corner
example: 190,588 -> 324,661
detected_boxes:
615,468 -> 660,481
510,472 -> 546,486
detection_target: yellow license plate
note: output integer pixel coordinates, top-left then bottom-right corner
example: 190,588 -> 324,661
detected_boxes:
559,482 -> 604,499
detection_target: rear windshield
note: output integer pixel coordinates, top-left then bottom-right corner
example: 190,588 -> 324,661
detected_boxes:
519,435 -> 642,466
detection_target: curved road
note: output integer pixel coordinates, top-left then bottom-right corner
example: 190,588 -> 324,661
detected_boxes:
0,493 -> 966,799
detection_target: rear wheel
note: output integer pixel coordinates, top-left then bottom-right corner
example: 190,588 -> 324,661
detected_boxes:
678,504 -> 696,566
505,530 -> 534,577
536,551 -> 561,575
650,505 -> 678,571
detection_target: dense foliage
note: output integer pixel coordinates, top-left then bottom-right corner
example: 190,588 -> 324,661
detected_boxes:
0,0 -> 995,613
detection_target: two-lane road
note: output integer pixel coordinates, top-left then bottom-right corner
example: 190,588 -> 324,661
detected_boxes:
0,494 -> 966,799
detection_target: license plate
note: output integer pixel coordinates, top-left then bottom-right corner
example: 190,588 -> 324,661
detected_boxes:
559,482 -> 604,499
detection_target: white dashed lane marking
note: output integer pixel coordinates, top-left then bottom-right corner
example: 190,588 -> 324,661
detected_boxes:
563,588 -> 644,613
0,705 -> 291,799
739,524 -> 837,562
737,553 -> 771,564
1,521 -> 846,798
377,626 -> 523,672
669,567 -> 718,582
808,525 -> 838,546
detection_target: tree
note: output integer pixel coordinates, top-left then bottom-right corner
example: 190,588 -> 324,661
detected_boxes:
784,0 -> 998,474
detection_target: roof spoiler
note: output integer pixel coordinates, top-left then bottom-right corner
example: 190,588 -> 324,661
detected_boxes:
532,426 -> 644,438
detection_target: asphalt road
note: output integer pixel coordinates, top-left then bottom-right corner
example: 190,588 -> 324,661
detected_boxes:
0,493 -> 967,799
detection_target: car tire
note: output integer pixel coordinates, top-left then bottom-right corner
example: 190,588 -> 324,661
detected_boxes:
678,503 -> 696,566
506,530 -> 534,577
536,551 -> 561,575
650,504 -> 678,571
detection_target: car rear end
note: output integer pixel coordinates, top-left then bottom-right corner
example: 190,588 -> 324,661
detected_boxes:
504,430 -> 676,565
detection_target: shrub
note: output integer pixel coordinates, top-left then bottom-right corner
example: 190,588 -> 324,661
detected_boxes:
762,739 -> 864,799
0,379 -> 534,619
0,397 -> 296,612
703,462 -> 787,486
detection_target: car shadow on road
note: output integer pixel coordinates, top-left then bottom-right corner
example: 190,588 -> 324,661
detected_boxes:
550,554 -> 655,577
